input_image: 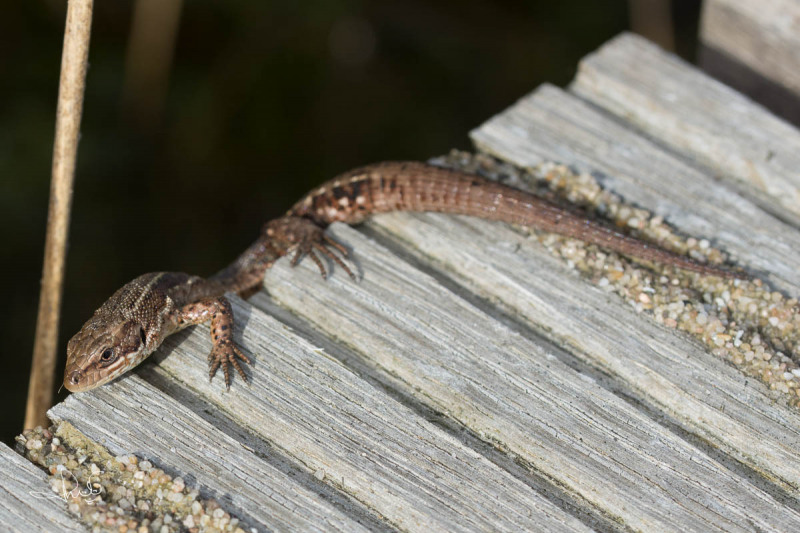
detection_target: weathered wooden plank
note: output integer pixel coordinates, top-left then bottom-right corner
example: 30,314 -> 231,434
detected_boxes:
0,442 -> 85,533
49,376 -> 378,533
129,300 -> 590,533
570,32 -> 800,222
261,223 -> 800,532
701,0 -> 800,99
369,210 -> 800,491
471,83 -> 800,296
468,83 -> 800,490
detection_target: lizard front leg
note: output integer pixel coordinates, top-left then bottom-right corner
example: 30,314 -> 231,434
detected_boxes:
174,297 -> 251,389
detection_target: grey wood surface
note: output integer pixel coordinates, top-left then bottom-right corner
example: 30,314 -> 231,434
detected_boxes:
263,223 -> 800,532
472,83 -> 800,295
52,300 -> 590,533
368,210 -> 800,494
19,32 -> 800,532
0,442 -> 86,533
571,32 -> 800,224
701,0 -> 800,98
49,376 -> 381,533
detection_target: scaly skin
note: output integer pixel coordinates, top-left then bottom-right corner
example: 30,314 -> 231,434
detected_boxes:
64,162 -> 743,392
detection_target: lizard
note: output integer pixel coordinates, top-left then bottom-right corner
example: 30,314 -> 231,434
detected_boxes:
63,161 -> 744,393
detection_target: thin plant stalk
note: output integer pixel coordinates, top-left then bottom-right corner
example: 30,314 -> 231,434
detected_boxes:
25,0 -> 94,429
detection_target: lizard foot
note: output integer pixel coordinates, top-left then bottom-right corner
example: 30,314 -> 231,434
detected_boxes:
178,297 -> 252,390
265,216 -> 356,280
208,338 -> 251,390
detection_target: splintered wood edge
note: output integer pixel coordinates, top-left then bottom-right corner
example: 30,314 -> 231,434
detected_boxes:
701,0 -> 800,96
470,83 -> 800,294
48,381 -> 378,533
0,440 -> 85,532
571,32 -> 800,221
367,210 -> 800,487
147,300 -> 591,533
465,80 -> 800,484
261,223 -> 800,531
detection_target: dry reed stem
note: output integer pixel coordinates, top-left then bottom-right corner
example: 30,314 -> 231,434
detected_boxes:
26,0 -> 94,429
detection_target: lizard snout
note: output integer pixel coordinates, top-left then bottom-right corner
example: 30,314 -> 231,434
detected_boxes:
64,369 -> 85,391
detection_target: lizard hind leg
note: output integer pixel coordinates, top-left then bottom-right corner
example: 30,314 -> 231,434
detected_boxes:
265,216 -> 356,280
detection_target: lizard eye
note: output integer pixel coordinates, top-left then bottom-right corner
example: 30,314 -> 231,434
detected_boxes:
139,327 -> 146,345
100,349 -> 115,362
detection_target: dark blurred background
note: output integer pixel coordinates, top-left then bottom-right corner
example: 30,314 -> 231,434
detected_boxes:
1,0 -> 702,445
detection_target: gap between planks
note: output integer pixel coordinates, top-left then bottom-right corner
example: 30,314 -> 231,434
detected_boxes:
52,301 -> 592,533
262,223 -> 800,532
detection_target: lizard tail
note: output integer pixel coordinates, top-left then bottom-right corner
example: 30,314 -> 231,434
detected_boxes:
289,161 -> 744,279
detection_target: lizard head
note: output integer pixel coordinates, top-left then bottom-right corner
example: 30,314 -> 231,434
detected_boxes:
64,314 -> 149,392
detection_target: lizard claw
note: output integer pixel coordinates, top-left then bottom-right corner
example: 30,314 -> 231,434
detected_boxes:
176,297 -> 252,390
312,239 -> 355,279
207,339 -> 251,390
266,216 -> 356,280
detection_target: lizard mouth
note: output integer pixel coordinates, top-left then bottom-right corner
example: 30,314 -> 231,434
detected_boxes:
64,368 -> 91,392
63,364 -> 110,392
63,353 -> 135,392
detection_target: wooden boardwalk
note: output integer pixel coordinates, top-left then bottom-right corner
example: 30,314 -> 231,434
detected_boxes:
5,33 -> 800,532
700,0 -> 800,126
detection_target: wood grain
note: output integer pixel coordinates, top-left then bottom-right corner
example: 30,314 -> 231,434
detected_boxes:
27,32 -> 800,532
261,223 -> 800,532
49,376 -> 378,533
467,77 -> 800,497
472,83 -> 800,296
370,210 -> 800,493
570,32 -> 800,223
0,442 -> 86,533
52,299 -> 589,532
701,0 -> 800,97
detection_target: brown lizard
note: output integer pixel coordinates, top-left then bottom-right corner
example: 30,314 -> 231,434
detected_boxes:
64,161 -> 743,392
